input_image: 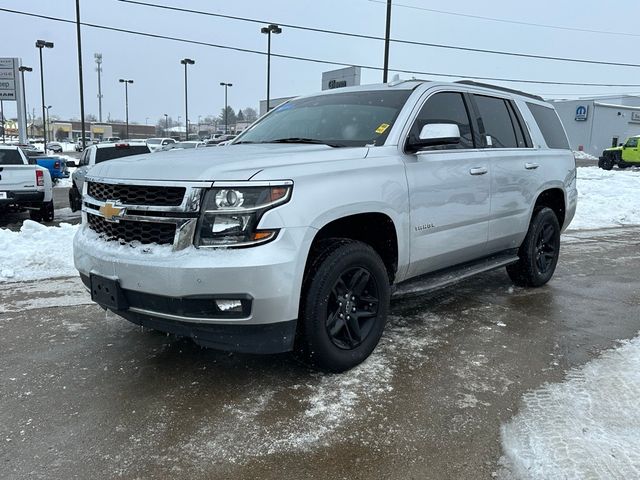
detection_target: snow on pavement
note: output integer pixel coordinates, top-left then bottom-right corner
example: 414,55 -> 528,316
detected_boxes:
571,167 -> 640,230
0,220 -> 78,282
499,334 -> 640,479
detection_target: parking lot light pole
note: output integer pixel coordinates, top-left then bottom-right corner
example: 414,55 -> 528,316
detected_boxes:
164,113 -> 168,136
18,67 -> 32,140
219,82 -> 232,134
45,105 -> 52,143
260,24 -> 281,112
119,79 -> 133,139
180,58 -> 195,140
383,0 -> 392,83
35,39 -> 54,148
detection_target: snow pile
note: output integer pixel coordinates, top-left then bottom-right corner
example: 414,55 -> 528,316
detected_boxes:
0,221 -> 79,282
572,150 -> 598,161
500,334 -> 640,479
572,167 -> 640,230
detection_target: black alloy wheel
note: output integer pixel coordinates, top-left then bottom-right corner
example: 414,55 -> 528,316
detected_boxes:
326,266 -> 380,350
534,222 -> 558,275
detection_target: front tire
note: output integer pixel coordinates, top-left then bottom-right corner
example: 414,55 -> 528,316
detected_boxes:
69,186 -> 82,212
297,240 -> 390,372
507,207 -> 560,287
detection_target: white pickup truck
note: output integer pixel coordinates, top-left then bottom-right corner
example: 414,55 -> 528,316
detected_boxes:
0,145 -> 54,222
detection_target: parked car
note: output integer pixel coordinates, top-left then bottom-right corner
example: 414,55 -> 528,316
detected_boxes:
69,142 -> 151,211
16,144 -> 44,157
146,137 -> 176,152
205,134 -> 236,146
35,155 -> 69,184
103,137 -> 121,143
73,80 -> 577,372
161,141 -> 206,151
75,138 -> 91,152
46,142 -> 63,153
0,145 -> 54,221
599,135 -> 640,170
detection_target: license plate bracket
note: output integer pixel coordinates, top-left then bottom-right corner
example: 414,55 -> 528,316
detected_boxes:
90,274 -> 129,310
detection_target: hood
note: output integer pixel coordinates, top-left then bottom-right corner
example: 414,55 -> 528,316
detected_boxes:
87,144 -> 369,182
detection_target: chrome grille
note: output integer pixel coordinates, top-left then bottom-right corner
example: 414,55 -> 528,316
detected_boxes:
87,213 -> 177,245
87,182 -> 185,207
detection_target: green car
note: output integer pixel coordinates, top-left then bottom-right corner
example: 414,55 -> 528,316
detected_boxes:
599,135 -> 640,170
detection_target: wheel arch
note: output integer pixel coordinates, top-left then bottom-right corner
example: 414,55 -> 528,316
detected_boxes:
533,186 -> 566,229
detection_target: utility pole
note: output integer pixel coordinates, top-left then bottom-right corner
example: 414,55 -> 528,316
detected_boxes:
383,0 -> 392,83
75,0 -> 87,151
95,53 -> 103,122
164,113 -> 168,136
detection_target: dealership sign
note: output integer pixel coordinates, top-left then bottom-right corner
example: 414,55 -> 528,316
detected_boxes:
630,111 -> 640,123
322,66 -> 361,91
575,105 -> 588,121
0,58 -> 17,100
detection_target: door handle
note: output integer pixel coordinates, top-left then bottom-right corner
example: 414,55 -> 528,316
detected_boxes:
469,166 -> 488,176
525,162 -> 540,170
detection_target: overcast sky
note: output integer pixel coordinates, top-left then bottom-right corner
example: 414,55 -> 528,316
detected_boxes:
2,0 -> 640,124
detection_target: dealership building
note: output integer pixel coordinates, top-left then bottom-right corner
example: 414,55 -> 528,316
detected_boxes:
550,95 -> 640,156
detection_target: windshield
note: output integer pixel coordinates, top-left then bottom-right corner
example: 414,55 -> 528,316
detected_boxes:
236,90 -> 412,147
147,139 -> 161,145
95,145 -> 150,164
625,137 -> 638,148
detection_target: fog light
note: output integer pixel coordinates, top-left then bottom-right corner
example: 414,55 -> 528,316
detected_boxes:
216,299 -> 243,313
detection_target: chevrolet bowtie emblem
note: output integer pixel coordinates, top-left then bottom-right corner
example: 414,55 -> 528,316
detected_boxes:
99,202 -> 124,222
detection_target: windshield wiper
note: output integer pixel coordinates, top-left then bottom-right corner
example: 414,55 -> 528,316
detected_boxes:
267,137 -> 344,148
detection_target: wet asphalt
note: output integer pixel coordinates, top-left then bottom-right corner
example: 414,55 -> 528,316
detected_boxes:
1,225 -> 639,479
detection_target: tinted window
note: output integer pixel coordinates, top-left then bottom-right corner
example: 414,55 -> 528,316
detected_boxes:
0,149 -> 24,165
95,145 -> 150,164
526,103 -> 570,150
409,92 -> 474,149
474,95 -> 518,148
625,137 -> 638,148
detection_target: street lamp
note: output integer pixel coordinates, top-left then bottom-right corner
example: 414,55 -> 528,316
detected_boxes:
35,39 -> 54,147
164,113 -> 168,137
219,82 -> 233,134
118,78 -> 133,139
180,58 -> 195,140
260,24 -> 281,112
18,66 -> 32,140
45,105 -> 53,144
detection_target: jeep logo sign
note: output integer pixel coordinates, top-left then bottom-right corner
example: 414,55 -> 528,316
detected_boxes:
575,105 -> 588,121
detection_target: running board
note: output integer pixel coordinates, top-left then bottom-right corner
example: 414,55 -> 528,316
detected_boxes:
392,252 -> 519,299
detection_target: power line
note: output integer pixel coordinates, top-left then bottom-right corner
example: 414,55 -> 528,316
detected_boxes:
368,0 -> 640,38
5,7 -> 640,88
118,0 -> 640,70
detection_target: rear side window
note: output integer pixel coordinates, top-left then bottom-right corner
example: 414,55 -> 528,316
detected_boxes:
0,149 -> 24,165
410,92 -> 475,149
526,103 -> 570,150
95,145 -> 150,164
473,95 -> 518,148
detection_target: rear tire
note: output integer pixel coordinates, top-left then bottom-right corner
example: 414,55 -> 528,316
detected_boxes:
507,207 -> 560,287
30,201 -> 54,223
600,155 -> 614,170
297,239 -> 390,372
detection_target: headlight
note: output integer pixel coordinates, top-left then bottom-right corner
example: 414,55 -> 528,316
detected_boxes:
195,182 -> 292,247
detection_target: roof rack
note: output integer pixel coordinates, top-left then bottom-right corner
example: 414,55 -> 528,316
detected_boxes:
454,80 -> 544,101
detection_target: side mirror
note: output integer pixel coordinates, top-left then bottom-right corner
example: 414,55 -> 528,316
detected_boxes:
408,123 -> 460,152
66,160 -> 77,168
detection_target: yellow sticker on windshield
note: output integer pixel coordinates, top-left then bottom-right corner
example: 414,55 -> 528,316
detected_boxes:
375,123 -> 390,134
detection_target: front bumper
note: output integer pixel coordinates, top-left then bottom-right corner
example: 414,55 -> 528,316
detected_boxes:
74,225 -> 313,353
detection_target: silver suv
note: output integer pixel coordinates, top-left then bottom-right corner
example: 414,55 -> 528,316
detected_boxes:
73,80 -> 577,372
